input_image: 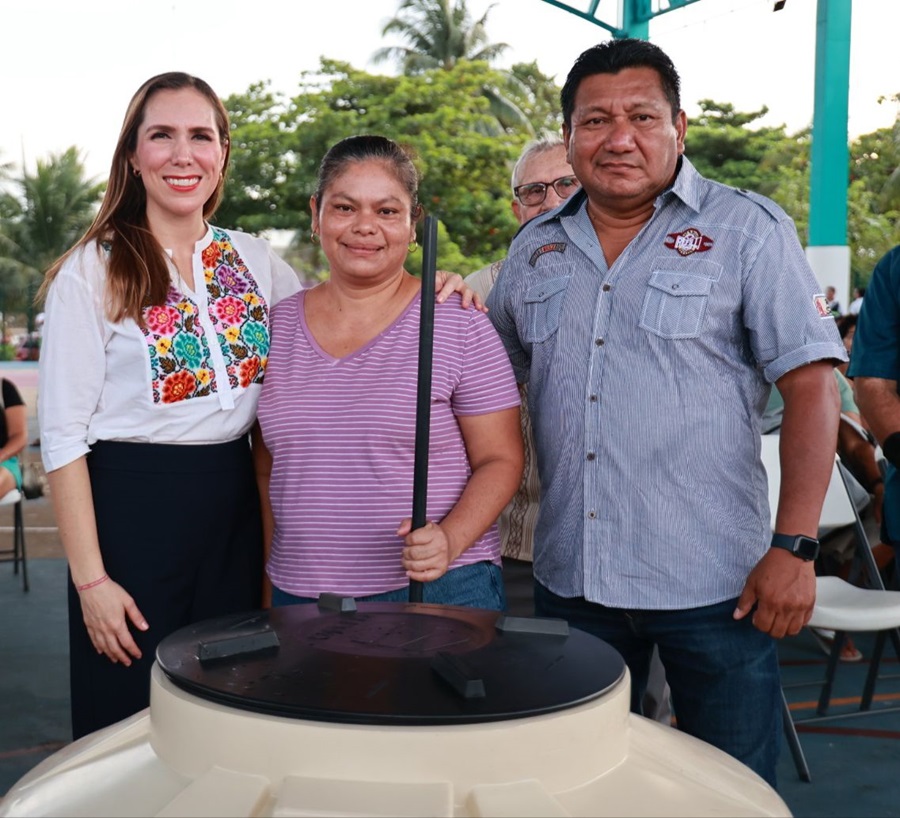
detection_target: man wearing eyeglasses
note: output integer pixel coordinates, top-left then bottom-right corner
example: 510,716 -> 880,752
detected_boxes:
466,136 -> 578,613
487,39 -> 846,787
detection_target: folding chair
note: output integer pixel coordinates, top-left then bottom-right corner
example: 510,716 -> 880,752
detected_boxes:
0,485 -> 28,592
760,433 -> 900,782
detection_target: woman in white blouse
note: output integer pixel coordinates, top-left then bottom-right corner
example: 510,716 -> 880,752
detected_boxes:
38,73 -> 472,739
37,72 -> 297,739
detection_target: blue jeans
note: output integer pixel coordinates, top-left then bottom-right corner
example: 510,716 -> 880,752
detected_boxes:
534,582 -> 782,788
272,561 -> 506,611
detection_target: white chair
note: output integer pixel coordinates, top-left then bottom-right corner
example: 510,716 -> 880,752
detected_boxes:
0,486 -> 28,591
760,433 -> 900,781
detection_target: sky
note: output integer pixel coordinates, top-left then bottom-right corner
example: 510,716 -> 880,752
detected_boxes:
2,0 -> 899,183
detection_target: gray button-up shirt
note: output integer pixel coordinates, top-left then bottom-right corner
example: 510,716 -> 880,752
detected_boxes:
487,157 -> 847,609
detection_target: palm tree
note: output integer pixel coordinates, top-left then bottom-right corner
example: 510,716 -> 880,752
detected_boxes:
0,147 -> 103,334
373,0 -> 509,73
373,0 -> 533,135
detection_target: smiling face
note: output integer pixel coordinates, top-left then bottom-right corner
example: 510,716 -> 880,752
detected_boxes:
310,158 -> 417,286
130,87 -> 227,232
563,66 -> 686,217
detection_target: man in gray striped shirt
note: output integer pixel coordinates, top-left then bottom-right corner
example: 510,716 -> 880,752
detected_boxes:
487,38 -> 847,788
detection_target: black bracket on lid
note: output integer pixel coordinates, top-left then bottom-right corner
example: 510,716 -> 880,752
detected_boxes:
197,628 -> 280,663
317,593 -> 358,613
495,615 -> 570,637
431,651 -> 487,699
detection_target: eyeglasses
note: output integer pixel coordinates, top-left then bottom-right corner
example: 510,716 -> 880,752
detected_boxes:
513,175 -> 580,206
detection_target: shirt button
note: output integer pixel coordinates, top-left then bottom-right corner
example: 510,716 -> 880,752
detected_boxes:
602,283 -> 611,292
588,510 -> 597,519
586,451 -> 596,461
595,337 -> 604,346
589,394 -> 598,402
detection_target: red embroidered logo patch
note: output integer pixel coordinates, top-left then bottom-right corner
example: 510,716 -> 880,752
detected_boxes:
814,294 -> 833,318
528,242 -> 567,267
664,228 -> 714,256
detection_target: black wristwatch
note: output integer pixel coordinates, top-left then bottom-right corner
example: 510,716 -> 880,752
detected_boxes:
770,533 -> 820,561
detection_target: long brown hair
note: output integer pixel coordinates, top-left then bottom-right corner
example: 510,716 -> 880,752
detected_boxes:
38,72 -> 232,323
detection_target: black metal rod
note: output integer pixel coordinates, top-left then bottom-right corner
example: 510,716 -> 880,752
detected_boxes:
409,215 -> 438,603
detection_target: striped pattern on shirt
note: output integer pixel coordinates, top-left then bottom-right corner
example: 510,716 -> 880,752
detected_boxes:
488,157 -> 847,609
258,289 -> 520,598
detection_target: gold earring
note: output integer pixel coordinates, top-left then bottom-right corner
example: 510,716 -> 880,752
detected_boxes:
408,240 -> 418,253
310,231 -> 320,244
132,167 -> 141,178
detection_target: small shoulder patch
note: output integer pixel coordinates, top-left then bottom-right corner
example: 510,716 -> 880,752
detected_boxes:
529,242 -> 567,267
813,294 -> 835,318
734,188 -> 787,222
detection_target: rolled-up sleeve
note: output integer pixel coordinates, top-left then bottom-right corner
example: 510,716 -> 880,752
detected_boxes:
740,217 -> 847,382
39,250 -> 108,473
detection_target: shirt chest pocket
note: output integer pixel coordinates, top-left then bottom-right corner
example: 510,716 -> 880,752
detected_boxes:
639,270 -> 714,340
523,276 -> 569,343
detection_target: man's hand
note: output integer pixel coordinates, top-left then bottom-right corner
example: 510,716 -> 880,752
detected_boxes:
733,549 -> 816,638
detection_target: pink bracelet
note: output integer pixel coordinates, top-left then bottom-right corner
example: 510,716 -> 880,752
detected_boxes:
76,573 -> 109,592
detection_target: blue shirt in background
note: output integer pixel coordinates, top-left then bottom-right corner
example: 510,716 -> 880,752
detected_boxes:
847,245 -> 900,542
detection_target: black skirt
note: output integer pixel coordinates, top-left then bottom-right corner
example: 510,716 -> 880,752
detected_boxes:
68,436 -> 263,739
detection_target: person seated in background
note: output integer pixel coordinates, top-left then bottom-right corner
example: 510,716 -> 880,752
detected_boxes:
836,313 -> 857,379
825,285 -> 841,317
763,368 -> 893,660
253,135 -> 524,610
0,378 -> 28,496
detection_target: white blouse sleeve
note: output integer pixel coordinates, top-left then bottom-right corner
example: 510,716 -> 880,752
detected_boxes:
38,246 -> 109,473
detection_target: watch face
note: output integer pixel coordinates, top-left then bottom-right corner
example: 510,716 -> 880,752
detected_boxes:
795,536 -> 820,561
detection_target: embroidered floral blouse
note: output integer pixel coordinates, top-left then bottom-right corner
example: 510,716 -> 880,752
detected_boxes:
39,226 -> 302,473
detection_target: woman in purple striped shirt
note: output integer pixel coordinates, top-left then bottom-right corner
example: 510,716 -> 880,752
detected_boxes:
253,135 -> 524,610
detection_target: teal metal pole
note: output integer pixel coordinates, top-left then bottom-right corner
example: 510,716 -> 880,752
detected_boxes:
539,0 -> 703,39
808,0 -> 851,247
621,0 -> 650,39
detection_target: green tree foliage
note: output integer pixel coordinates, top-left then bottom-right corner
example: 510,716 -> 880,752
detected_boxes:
508,60 -> 565,137
875,93 -> 900,209
685,100 -> 797,192
374,0 -> 532,136
217,82 -> 297,235
0,148 -> 103,331
847,122 -> 900,286
219,60 -> 534,275
685,99 -> 900,288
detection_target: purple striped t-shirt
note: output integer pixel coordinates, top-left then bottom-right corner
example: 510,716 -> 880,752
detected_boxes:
257,289 -> 521,598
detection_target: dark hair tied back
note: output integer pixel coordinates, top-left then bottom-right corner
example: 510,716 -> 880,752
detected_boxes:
314,135 -> 421,220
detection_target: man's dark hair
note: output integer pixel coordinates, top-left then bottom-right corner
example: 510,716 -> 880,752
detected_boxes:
560,38 -> 682,128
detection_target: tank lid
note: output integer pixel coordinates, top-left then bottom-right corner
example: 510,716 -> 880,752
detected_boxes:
157,600 -> 625,725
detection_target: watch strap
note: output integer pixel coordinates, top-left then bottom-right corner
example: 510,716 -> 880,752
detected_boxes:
770,532 -> 820,561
